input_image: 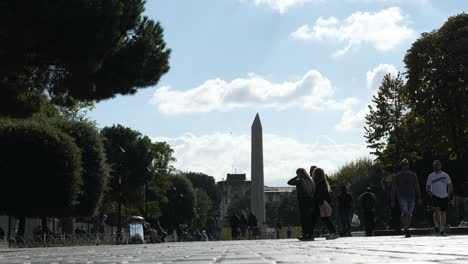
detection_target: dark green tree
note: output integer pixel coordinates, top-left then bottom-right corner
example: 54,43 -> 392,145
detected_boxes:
277,191 -> 299,226
160,174 -> 196,230
364,74 -> 407,168
0,119 -> 82,235
185,172 -> 222,212
0,0 -> 171,117
101,125 -> 153,234
54,119 -> 110,217
144,139 -> 174,220
404,13 -> 468,160
193,188 -> 213,229
265,201 -> 280,227
227,196 -> 250,217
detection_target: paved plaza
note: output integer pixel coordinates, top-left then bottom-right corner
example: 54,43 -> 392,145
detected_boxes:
1,235 -> 468,264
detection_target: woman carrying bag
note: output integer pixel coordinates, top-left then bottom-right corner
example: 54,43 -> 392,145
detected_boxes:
311,167 -> 339,240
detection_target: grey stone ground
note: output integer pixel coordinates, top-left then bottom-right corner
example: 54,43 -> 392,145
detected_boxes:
1,235 -> 468,264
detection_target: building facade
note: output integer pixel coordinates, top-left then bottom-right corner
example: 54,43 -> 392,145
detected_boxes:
218,173 -> 294,224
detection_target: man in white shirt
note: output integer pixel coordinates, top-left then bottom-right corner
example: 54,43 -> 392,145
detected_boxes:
426,160 -> 453,235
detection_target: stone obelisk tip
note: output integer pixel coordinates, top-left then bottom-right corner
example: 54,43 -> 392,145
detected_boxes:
252,113 -> 262,128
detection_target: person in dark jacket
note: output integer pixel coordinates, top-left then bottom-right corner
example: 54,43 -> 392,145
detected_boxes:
239,214 -> 248,239
311,167 -> 339,240
288,167 -> 315,240
247,212 -> 258,240
336,185 -> 353,236
230,214 -> 240,240
359,187 -> 377,236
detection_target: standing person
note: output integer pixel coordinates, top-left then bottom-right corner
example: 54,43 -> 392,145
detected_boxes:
336,185 -> 353,237
275,219 -> 282,239
287,225 -> 293,238
206,216 -> 216,240
287,167 -> 315,241
311,167 -> 339,240
359,187 -> 376,236
391,159 -> 422,238
247,211 -> 258,240
239,214 -> 248,239
230,213 -> 240,240
426,160 -> 453,235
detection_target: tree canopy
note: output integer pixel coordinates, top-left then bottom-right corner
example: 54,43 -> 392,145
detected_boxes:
101,125 -> 152,209
54,119 -> 110,217
0,0 -> 171,117
365,13 -> 468,166
404,13 -> 468,160
0,119 -> 82,217
160,174 -> 196,230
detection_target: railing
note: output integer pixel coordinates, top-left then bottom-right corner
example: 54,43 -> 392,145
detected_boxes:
7,233 -> 129,248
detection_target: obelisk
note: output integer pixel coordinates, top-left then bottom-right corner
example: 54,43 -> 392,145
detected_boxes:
251,113 -> 265,224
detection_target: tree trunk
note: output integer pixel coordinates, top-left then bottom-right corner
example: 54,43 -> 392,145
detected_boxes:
17,216 -> 25,238
41,217 -> 48,235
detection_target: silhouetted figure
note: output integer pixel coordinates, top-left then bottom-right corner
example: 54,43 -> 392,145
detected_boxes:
248,212 -> 258,240
288,167 -> 315,240
275,219 -> 282,239
311,167 -> 339,240
391,159 -> 422,238
359,187 -> 376,236
287,225 -> 293,238
336,185 -> 353,237
230,214 -> 240,240
239,214 -> 248,239
207,216 -> 216,240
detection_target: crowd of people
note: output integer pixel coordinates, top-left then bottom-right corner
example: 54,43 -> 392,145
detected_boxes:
229,211 -> 258,240
288,159 -> 453,240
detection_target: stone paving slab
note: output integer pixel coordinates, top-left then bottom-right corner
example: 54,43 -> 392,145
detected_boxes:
1,235 -> 468,263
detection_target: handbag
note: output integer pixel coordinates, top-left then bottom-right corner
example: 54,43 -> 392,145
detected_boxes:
319,200 -> 332,217
351,213 -> 360,227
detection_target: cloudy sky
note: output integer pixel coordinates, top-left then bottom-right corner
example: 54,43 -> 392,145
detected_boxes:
88,0 -> 466,186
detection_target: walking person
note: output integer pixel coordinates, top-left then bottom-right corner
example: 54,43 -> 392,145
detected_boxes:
247,211 -> 258,240
359,187 -> 376,236
311,167 -> 339,240
287,167 -> 315,241
336,185 -> 353,237
391,159 -> 422,238
230,213 -> 240,240
426,160 -> 453,235
239,214 -> 248,239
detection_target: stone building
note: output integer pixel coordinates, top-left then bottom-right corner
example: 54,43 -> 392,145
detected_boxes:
218,173 -> 294,224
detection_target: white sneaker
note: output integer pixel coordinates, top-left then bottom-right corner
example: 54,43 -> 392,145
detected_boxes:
326,233 -> 339,240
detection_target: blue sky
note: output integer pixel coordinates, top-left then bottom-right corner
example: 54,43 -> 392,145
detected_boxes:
88,0 -> 466,186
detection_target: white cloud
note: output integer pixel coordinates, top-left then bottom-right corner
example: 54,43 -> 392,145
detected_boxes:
153,132 -> 370,186
291,7 -> 415,55
251,0 -> 320,14
335,64 -> 399,132
366,64 -> 399,94
151,70 -> 358,114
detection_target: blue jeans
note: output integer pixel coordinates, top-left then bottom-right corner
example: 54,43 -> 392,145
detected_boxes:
399,197 -> 415,213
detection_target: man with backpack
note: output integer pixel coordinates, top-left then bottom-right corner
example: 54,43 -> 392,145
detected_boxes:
359,187 -> 376,236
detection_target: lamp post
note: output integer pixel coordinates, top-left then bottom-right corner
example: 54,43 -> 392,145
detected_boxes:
117,174 -> 122,242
